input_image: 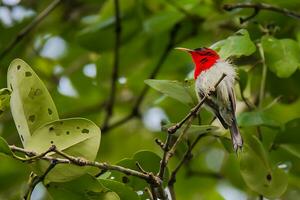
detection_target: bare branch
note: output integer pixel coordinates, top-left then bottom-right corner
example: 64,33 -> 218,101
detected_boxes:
223,3 -> 300,24
158,74 -> 227,183
10,145 -> 151,182
167,73 -> 227,134
24,160 -> 58,200
102,0 -> 122,130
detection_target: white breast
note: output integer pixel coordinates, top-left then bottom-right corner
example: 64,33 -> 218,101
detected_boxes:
195,60 -> 236,102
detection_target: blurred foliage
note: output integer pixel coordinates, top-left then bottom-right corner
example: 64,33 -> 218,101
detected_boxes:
1,0 -> 300,199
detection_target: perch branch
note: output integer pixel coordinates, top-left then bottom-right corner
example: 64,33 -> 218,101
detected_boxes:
10,145 -> 156,182
158,74 -> 227,181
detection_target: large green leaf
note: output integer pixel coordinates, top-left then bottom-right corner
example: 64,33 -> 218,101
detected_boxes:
26,118 -> 101,182
47,174 -> 120,200
99,179 -> 140,200
144,79 -> 197,106
239,136 -> 288,198
210,29 -> 256,59
0,88 -> 11,117
262,36 -> 300,78
274,118 -> 300,144
7,59 -> 59,146
237,111 -> 280,128
0,136 -> 12,156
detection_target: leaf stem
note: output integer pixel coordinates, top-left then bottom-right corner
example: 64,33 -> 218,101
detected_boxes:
258,43 -> 267,108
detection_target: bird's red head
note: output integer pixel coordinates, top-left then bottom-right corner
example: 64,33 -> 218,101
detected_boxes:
176,47 -> 220,79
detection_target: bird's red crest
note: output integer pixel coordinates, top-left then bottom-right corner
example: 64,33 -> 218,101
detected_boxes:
190,48 -> 220,79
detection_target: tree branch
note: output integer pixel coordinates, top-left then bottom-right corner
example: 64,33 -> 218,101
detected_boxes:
158,74 -> 227,182
24,160 -> 58,200
0,0 -> 62,60
223,3 -> 300,23
102,23 -> 180,133
168,133 -> 208,187
102,0 -> 122,130
9,144 -> 166,193
167,73 -> 227,134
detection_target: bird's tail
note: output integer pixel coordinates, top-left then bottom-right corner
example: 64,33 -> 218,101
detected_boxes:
229,117 -> 243,152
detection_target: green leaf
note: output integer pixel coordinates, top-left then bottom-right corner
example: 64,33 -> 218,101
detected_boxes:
0,136 -> 12,156
262,36 -> 300,78
144,79 -> 197,106
0,88 -> 11,116
7,59 -> 59,146
239,136 -> 288,198
237,111 -> 280,128
47,174 -> 120,200
99,179 -> 140,200
77,18 -> 140,52
27,118 -> 101,182
143,10 -> 184,35
211,29 -> 256,59
274,118 -> 300,144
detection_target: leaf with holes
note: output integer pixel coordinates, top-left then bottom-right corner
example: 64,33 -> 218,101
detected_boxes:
7,59 -> 59,146
144,79 -> 197,106
239,136 -> 288,198
210,29 -> 256,59
47,174 -> 120,200
26,118 -> 101,182
0,136 -> 12,156
0,88 -> 11,116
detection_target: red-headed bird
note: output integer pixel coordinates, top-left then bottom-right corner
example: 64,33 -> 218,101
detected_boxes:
176,47 -> 243,151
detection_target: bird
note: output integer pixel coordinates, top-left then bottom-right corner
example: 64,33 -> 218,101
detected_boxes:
176,47 -> 243,151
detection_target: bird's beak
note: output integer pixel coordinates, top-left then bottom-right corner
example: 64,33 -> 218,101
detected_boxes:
174,47 -> 193,52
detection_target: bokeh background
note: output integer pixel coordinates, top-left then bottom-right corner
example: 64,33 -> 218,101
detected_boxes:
1,0 -> 300,199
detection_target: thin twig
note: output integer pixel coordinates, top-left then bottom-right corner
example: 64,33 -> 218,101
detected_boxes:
257,43 -> 267,108
223,3 -> 300,23
158,134 -> 173,179
168,133 -> 208,187
0,0 -> 62,60
11,144 -> 165,199
24,160 -> 58,200
167,73 -> 227,134
145,187 -> 154,200
158,74 -> 227,181
10,145 -> 153,182
102,24 -> 179,133
102,0 -> 122,130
